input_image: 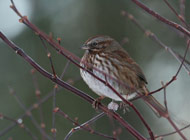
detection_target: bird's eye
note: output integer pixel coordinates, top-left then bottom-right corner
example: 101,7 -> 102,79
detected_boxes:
91,42 -> 98,47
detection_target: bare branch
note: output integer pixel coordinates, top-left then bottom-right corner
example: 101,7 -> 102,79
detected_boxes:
0,31 -> 146,140
131,0 -> 190,37
0,113 -> 38,140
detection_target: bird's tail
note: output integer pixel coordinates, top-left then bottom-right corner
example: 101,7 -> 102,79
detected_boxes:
143,95 -> 168,118
141,87 -> 167,118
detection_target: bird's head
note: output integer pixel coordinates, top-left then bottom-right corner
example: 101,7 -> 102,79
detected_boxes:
81,35 -> 121,53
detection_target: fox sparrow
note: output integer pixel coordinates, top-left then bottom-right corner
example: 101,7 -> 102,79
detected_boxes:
80,35 -> 166,117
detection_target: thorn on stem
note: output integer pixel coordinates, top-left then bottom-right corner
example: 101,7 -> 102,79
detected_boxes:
0,113 -> 4,120
145,30 -> 153,37
113,130 -> 117,137
161,81 -> 164,86
57,37 -> 61,44
178,15 -> 184,20
49,32 -> 53,40
19,16 -> 27,23
19,124 -> 24,128
90,129 -> 94,134
10,5 -> 14,9
51,128 -> 57,133
172,76 -> 177,80
47,52 -> 51,58
71,128 -> 75,132
53,107 -> 59,113
30,68 -> 36,74
35,89 -> 41,96
84,124 -> 89,128
74,117 -> 78,123
33,103 -> 39,109
54,84 -> 58,89
165,47 -> 169,51
26,111 -> 32,116
9,88 -> 14,95
175,24 -> 179,28
117,127 -> 122,135
35,32 -> 39,35
7,137 -> 13,140
67,79 -> 74,85
41,123 -> 46,128
120,10 -> 126,16
52,74 -> 57,80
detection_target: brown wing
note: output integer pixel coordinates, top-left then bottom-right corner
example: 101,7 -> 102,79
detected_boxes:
108,49 -> 148,85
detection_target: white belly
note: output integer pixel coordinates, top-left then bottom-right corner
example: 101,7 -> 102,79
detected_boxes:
80,67 -> 137,101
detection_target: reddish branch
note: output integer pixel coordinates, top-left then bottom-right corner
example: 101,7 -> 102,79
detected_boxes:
121,11 -> 190,74
0,31 -> 146,140
156,124 -> 190,139
0,0 -> 189,139
0,86 -> 63,137
8,87 -> 52,140
8,1 -> 156,139
64,112 -> 106,140
51,60 -> 70,139
163,0 -> 189,29
31,70 -> 46,140
54,109 -> 116,140
0,113 -> 37,140
131,0 -> 190,37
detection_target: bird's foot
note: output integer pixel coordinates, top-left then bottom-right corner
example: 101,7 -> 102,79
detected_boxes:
92,96 -> 105,109
120,102 -> 130,114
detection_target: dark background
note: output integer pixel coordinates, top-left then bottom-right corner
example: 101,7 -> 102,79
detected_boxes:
0,0 -> 190,139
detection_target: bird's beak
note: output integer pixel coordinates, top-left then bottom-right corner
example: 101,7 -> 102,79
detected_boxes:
81,44 -> 89,50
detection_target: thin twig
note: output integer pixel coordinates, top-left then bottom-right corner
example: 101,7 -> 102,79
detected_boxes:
167,116 -> 187,140
161,81 -> 168,112
0,113 -> 38,140
64,112 -> 108,140
52,85 -> 57,139
10,0 -> 140,96
39,37 -> 57,77
132,39 -> 190,101
52,60 -> 70,139
162,41 -> 190,140
179,0 -> 186,23
31,69 -> 46,140
0,72 -> 78,137
0,86 -> 62,137
121,11 -> 190,74
54,109 -> 116,140
131,0 -> 190,37
155,124 -> 190,139
160,81 -> 188,140
8,87 -> 52,140
8,3 -> 156,138
0,31 -> 146,140
163,0 -> 189,29
133,39 -> 190,139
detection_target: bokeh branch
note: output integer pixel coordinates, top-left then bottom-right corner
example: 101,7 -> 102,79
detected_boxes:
8,1 -> 156,139
0,0 -> 189,139
131,0 -> 190,37
121,11 -> 190,74
0,31 -> 147,140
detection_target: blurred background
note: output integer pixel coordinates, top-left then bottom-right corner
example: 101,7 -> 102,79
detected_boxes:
0,0 -> 190,139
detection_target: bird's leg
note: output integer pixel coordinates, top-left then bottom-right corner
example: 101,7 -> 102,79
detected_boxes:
120,102 -> 130,114
92,96 -> 105,109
